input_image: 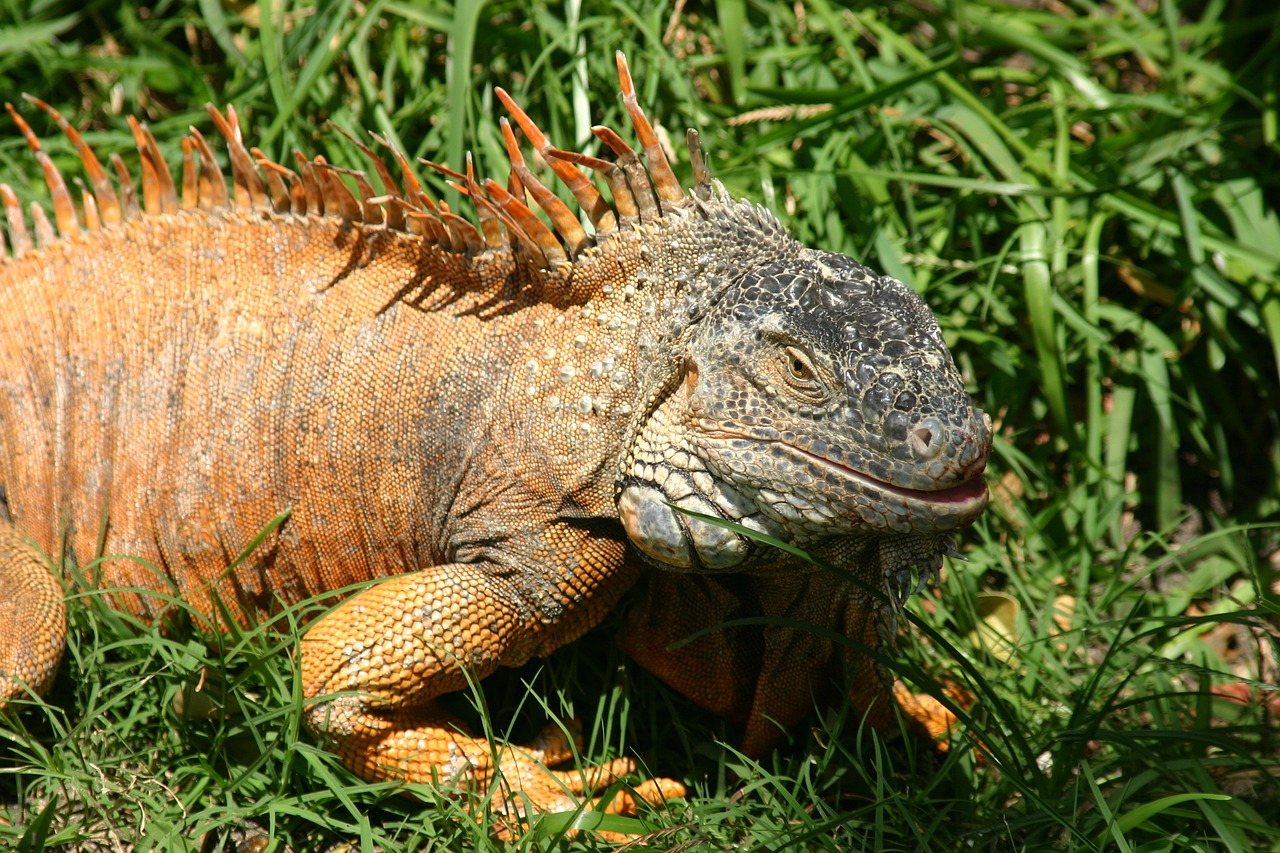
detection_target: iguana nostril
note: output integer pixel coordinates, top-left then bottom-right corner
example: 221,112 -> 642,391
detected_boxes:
909,427 -> 933,456
910,418 -> 944,458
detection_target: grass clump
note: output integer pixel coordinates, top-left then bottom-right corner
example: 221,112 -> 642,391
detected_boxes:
1,0 -> 1278,850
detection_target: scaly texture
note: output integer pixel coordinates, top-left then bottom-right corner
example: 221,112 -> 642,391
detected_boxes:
0,53 -> 991,823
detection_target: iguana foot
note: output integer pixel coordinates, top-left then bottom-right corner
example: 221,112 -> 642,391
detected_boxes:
892,679 -> 973,750
307,703 -> 684,828
486,720 -> 686,818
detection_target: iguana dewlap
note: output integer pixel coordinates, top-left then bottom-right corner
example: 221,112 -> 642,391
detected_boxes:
0,54 -> 991,817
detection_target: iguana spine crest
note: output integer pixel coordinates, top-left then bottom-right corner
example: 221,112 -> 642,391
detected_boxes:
1,52 -> 707,294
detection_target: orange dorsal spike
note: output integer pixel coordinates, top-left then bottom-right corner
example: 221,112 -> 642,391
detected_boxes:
23,96 -> 122,227
28,202 -> 55,248
108,152 -> 140,219
468,190 -> 509,251
333,125 -> 406,230
615,51 -> 685,206
494,86 -> 612,230
206,105 -> 268,211
80,186 -> 100,231
369,131 -> 436,219
496,118 -> 589,256
506,167 -> 526,207
292,150 -> 325,216
126,118 -> 161,214
6,103 -> 79,239
253,152 -> 298,214
438,210 -> 483,254
591,125 -> 658,220
402,205 -> 450,246
461,152 -> 507,250
311,161 -> 384,225
422,158 -> 494,253
547,147 -> 635,225
349,168 -> 385,226
0,184 -> 31,258
312,160 -> 363,222
127,116 -> 179,215
187,127 -> 228,210
179,136 -> 198,209
481,178 -> 566,267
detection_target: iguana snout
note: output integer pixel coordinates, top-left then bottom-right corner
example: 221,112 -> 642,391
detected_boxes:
617,250 -> 990,572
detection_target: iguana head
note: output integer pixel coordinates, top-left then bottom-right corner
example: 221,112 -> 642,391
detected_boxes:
484,53 -> 990,584
617,234 -> 990,576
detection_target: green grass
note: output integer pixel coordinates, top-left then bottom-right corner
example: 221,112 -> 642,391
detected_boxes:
2,0 -> 1279,849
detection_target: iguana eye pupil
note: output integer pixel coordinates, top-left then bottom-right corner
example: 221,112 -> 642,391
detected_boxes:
785,347 -> 814,383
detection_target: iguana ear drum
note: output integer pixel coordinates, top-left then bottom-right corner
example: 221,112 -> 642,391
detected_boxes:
617,483 -> 754,571
618,485 -> 696,568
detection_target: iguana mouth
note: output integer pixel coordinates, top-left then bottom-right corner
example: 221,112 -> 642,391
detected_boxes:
703,429 -> 989,519
860,466 -> 988,506
789,442 -> 988,509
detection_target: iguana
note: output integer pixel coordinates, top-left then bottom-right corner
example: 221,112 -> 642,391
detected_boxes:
0,53 -> 991,818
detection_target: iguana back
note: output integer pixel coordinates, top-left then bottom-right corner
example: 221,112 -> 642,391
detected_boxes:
0,90 -> 665,627
5,209 -> 491,617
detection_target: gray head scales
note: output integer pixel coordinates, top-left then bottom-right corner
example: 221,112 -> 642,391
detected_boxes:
617,240 -> 991,581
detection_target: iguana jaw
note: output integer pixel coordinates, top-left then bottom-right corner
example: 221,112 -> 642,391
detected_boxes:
687,425 -> 990,531
780,438 -> 989,522
617,430 -> 988,574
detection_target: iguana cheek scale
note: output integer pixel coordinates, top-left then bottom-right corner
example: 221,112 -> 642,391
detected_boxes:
0,53 -> 991,823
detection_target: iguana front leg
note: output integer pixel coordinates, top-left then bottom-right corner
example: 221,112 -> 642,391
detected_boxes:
0,519 -> 66,705
299,524 -> 682,816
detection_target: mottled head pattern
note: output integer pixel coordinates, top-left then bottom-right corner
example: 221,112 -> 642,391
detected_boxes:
617,237 -> 991,574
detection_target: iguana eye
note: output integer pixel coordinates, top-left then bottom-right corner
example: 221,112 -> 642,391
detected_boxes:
783,346 -> 822,393
787,351 -> 812,380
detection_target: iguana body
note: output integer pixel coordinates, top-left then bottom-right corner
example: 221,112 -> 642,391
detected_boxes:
0,55 -> 990,816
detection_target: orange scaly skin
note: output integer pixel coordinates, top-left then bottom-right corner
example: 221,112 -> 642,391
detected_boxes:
0,53 -> 991,823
